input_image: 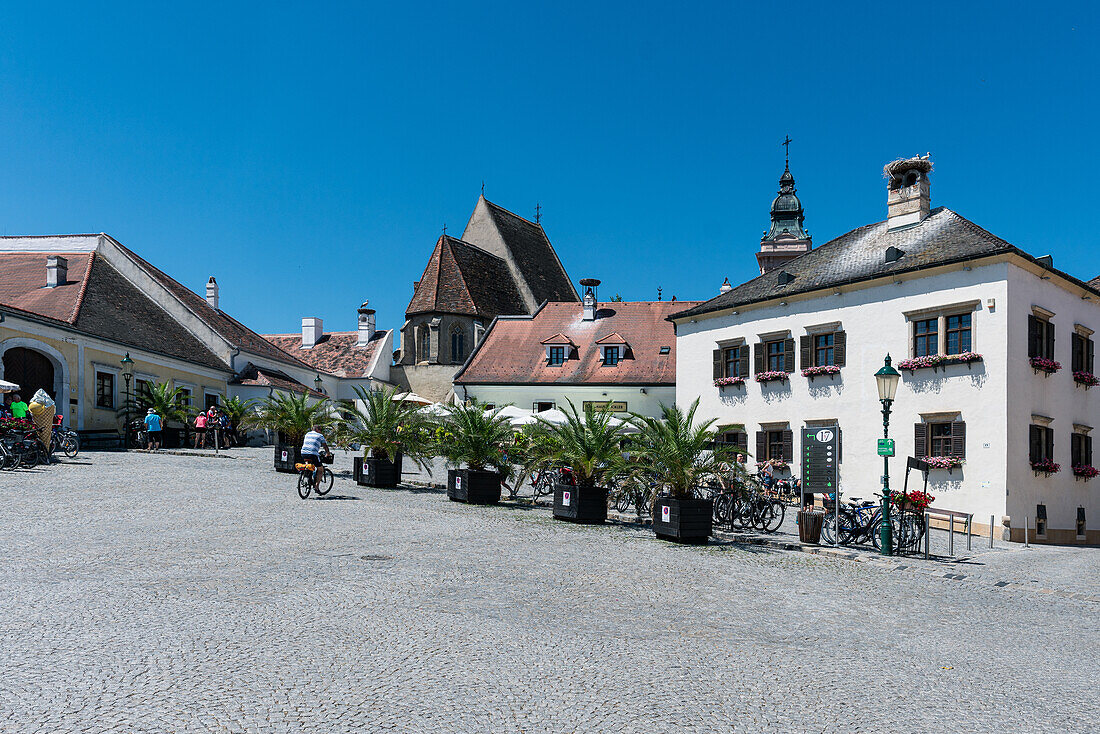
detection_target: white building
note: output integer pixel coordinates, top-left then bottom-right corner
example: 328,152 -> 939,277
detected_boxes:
672,157 -> 1099,545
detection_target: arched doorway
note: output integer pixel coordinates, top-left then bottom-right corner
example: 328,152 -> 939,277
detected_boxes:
3,347 -> 56,400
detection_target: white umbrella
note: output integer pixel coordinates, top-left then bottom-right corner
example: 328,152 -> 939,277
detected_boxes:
487,405 -> 533,421
392,392 -> 432,405
419,402 -> 452,417
0,379 -> 19,393
532,408 -> 569,425
607,415 -> 640,434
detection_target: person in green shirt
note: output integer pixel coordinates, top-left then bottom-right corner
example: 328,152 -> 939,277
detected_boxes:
9,394 -> 28,419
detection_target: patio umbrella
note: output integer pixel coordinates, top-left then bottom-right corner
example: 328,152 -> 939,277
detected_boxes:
0,379 -> 19,393
532,408 -> 569,425
486,405 -> 533,421
419,402 -> 452,418
392,392 -> 432,405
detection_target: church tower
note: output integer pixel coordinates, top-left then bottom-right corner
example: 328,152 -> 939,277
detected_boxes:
756,152 -> 812,274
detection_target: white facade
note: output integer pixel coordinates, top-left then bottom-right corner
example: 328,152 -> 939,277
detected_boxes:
457,383 -> 676,419
675,256 -> 1099,543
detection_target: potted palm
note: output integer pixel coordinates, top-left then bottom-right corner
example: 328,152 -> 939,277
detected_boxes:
437,402 -> 513,504
337,386 -> 435,488
629,399 -> 729,544
131,381 -> 196,449
523,401 -> 623,524
243,391 -> 333,472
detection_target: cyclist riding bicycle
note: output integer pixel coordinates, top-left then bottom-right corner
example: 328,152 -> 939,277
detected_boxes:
300,426 -> 331,490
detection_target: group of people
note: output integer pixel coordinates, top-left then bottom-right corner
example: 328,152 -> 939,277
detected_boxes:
1,393 -> 29,420
137,404 -> 236,451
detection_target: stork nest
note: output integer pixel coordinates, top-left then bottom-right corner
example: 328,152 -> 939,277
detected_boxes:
883,156 -> 933,179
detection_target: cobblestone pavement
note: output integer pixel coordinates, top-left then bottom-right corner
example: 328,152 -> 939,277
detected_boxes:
1,449 -> 1098,732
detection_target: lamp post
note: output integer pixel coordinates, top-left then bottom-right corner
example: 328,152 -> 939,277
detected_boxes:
121,353 -> 134,449
875,355 -> 901,555
314,375 -> 324,395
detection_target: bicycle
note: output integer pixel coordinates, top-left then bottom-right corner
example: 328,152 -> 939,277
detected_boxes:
821,496 -> 885,547
296,459 -> 333,499
51,425 -> 80,459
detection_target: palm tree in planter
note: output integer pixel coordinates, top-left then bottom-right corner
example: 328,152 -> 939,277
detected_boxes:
336,386 -> 435,488
523,401 -> 624,524
242,391 -> 333,472
629,399 -> 730,544
128,381 -> 196,449
437,401 -> 513,504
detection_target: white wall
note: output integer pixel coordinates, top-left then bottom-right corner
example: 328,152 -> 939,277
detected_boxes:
458,384 -> 676,420
676,264 -> 1011,524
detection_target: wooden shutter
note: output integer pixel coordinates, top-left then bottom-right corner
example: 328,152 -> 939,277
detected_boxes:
1089,339 -> 1096,374
1029,425 -> 1042,463
1045,428 -> 1054,462
1045,321 -> 1055,360
737,432 -> 749,455
713,349 -> 723,380
739,350 -> 749,378
1027,315 -> 1039,358
783,338 -> 795,373
799,335 -> 812,369
756,431 -> 766,461
781,429 -> 793,462
754,343 -> 765,375
833,330 -> 846,367
914,423 -> 928,457
1088,435 -> 1094,466
951,421 -> 966,458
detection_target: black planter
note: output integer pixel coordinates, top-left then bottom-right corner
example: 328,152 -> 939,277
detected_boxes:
652,497 -> 713,544
359,453 -> 403,488
274,443 -> 301,473
447,468 -> 501,504
553,483 -> 607,524
353,456 -> 363,483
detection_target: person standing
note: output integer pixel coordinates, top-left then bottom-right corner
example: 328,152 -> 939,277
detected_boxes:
144,408 -> 162,451
9,394 -> 28,420
193,411 -> 207,448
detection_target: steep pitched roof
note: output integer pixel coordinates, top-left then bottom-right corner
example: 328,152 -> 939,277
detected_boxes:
406,235 -> 527,318
229,362 -> 325,398
0,251 -> 228,371
672,208 -> 1024,320
455,301 -> 701,386
480,198 -> 579,304
1090,276 -> 1100,289
263,329 -> 390,378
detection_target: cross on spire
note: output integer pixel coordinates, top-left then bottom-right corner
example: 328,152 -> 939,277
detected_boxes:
783,135 -> 792,169
534,202 -> 541,224
442,223 -> 447,236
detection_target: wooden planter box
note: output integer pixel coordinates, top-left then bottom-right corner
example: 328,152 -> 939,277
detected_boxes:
274,443 -> 301,473
447,468 -> 501,505
359,453 -> 403,488
652,496 -> 713,544
553,483 -> 607,524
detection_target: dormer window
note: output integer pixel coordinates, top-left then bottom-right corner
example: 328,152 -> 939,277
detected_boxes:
602,346 -> 621,366
547,346 -> 566,366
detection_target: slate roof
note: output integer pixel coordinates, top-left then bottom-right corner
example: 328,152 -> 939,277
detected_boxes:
406,235 -> 527,318
229,362 -> 325,398
263,330 -> 390,378
672,207 -> 1045,320
481,199 -> 578,304
0,252 -> 228,371
455,301 -> 701,386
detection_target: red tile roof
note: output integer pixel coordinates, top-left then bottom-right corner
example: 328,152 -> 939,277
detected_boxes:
406,235 -> 527,318
455,301 -> 702,386
229,362 -> 326,398
0,253 -> 92,323
263,330 -> 389,378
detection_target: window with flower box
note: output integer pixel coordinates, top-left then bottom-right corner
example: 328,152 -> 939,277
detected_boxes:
1072,332 -> 1095,374
756,428 -> 793,462
723,346 -> 747,378
1029,424 -> 1055,464
1028,314 -> 1055,360
754,337 -> 794,376
1072,432 -> 1093,467
799,329 -> 847,370
914,419 -> 966,462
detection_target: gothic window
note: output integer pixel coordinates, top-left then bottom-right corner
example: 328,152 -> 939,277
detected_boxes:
451,327 -> 466,364
417,327 -> 431,363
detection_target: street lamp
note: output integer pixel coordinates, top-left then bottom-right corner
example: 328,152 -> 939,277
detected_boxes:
314,375 -> 324,395
874,354 -> 901,555
121,353 -> 134,449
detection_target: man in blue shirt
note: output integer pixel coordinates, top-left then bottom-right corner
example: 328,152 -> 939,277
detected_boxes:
144,408 -> 162,451
300,426 -> 330,490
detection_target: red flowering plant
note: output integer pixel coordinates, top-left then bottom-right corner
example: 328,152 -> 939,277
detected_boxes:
754,370 -> 789,383
801,365 -> 841,378
713,376 -> 745,387
0,417 -> 33,434
1073,371 -> 1099,387
1030,458 -> 1060,474
891,489 -> 935,513
897,353 -> 983,371
1029,357 -> 1061,374
1072,464 -> 1099,479
924,455 -> 964,470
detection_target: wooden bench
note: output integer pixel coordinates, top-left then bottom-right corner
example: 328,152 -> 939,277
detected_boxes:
77,430 -> 124,451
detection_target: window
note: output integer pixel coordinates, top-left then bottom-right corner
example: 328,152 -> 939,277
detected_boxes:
756,428 -> 793,462
913,319 -> 938,357
813,333 -> 834,367
95,372 -> 114,410
417,327 -> 431,362
1028,315 -> 1054,359
547,346 -> 566,366
915,420 -> 966,458
800,330 -> 846,369
767,430 -> 785,461
945,313 -> 972,355
451,328 -> 465,364
766,340 -> 785,371
533,401 -> 555,412
135,379 -> 150,403
1029,424 -> 1054,463
659,346 -> 671,355
724,346 -> 746,378
1072,333 -> 1095,374
1036,504 -> 1047,537
602,346 -> 621,366
720,430 -> 748,457
204,393 -> 221,410
1072,433 -> 1093,467
178,387 -> 193,407
1077,508 -> 1087,539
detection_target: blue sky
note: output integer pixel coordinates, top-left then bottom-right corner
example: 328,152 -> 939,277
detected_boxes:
0,3 -> 1096,334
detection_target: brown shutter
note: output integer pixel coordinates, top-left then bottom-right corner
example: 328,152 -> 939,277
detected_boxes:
756,431 -> 766,461
1089,339 -> 1095,374
833,330 -> 846,367
737,432 -> 749,455
1045,428 -> 1054,462
914,423 -> 928,457
739,350 -> 749,378
800,335 -> 812,370
754,343 -> 765,375
1045,321 -> 1055,360
784,338 -> 795,373
781,429 -> 793,462
1029,425 -> 1041,463
713,349 -> 723,380
1088,435 -> 1094,466
1027,314 -> 1039,358
951,421 -> 966,458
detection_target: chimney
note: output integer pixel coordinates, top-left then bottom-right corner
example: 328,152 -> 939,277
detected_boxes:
885,155 -> 932,230
719,277 -> 732,294
205,276 -> 219,310
357,301 -> 376,346
301,317 -> 323,348
580,278 -> 601,321
46,256 -> 67,288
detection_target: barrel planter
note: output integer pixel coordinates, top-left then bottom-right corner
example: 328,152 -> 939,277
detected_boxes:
274,443 -> 301,473
359,453 -> 403,488
447,468 -> 501,505
652,496 -> 713,544
553,483 -> 607,524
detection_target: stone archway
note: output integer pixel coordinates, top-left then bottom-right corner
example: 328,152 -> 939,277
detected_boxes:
0,338 -> 69,417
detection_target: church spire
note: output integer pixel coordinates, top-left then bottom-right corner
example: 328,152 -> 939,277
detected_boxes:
757,142 -> 812,274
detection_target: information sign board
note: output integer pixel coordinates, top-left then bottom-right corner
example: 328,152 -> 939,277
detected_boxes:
877,438 -> 895,457
801,427 -> 839,496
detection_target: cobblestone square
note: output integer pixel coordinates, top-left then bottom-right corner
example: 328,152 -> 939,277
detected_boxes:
1,449 -> 1097,732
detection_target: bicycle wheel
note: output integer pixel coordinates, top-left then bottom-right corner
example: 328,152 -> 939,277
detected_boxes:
297,472 -> 312,499
762,500 -> 786,533
18,441 -> 39,469
713,494 -> 730,525
62,435 -> 79,459
821,514 -> 836,544
315,469 -> 334,496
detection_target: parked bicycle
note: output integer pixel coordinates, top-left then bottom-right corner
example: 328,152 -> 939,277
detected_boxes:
51,425 -> 79,459
821,495 -> 886,548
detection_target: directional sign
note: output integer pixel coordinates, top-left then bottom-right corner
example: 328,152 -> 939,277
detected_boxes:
877,438 -> 895,457
801,427 -> 839,496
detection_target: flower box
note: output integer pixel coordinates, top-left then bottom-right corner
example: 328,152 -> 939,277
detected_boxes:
757,460 -> 789,471
892,489 -> 935,513
801,365 -> 841,379
1030,458 -> 1060,475
897,353 -> 983,372
754,371 -> 789,384
1072,464 -> 1098,480
713,376 -> 745,388
1073,371 -> 1099,388
924,455 -> 964,471
1029,357 -> 1061,375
